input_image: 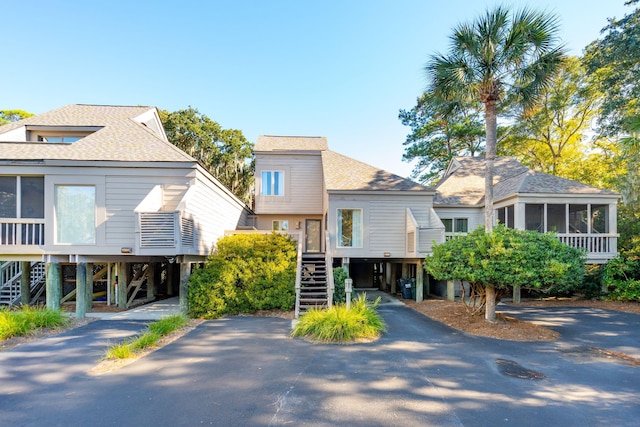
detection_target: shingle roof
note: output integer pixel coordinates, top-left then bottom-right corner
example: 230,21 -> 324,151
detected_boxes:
0,104 -> 194,163
255,135 -> 328,152
435,156 -> 618,206
322,150 -> 430,192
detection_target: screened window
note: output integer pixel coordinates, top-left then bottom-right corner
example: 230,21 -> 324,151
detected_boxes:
546,204 -> 566,233
525,204 -> 544,231
261,171 -> 284,196
569,204 -> 588,233
442,218 -> 453,233
0,176 -> 44,219
272,220 -> 288,231
497,205 -> 515,228
591,204 -> 609,233
55,185 -> 96,244
337,209 -> 363,248
0,177 -> 17,218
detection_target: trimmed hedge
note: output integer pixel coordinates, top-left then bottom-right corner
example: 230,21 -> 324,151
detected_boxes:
188,233 -> 297,318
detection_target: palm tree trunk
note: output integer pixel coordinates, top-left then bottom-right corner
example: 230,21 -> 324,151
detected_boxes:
484,100 -> 497,232
484,100 -> 497,323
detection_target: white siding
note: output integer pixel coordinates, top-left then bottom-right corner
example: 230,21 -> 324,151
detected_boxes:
328,193 -> 435,259
254,153 -> 323,214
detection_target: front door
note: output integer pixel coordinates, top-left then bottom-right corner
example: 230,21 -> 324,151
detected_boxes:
305,219 -> 321,252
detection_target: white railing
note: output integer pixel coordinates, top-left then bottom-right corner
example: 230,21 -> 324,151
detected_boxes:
325,233 -> 334,308
557,233 -> 617,255
294,236 -> 304,318
0,220 -> 45,245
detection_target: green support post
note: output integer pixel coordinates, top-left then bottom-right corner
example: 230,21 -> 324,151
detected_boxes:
117,262 -> 127,308
76,262 -> 87,319
46,262 -> 61,310
20,261 -> 31,306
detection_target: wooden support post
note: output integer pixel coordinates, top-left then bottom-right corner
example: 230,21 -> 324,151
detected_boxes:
401,263 -> 409,280
147,262 -> 156,300
76,262 -> 87,319
45,262 -> 61,310
179,262 -> 191,314
416,261 -> 424,302
20,261 -> 31,305
512,285 -> 521,305
447,280 -> 455,301
390,263 -> 397,294
117,262 -> 127,308
86,263 -> 93,311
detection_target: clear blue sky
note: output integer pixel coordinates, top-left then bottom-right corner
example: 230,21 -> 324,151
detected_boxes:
1,0 -> 632,178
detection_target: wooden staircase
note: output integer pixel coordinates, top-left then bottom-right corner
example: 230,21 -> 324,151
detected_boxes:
297,253 -> 329,315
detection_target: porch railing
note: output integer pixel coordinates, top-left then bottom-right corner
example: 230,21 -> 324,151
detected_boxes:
0,219 -> 45,245
557,233 -> 617,255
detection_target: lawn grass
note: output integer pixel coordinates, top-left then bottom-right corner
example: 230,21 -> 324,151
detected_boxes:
291,293 -> 386,344
0,306 -> 69,340
104,314 -> 189,359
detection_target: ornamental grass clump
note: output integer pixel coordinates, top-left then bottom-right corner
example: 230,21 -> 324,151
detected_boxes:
291,293 -> 386,344
104,314 -> 188,359
0,306 -> 68,340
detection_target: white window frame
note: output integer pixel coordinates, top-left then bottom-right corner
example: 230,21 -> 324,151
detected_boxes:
337,208 -> 363,248
272,220 -> 289,231
54,185 -> 96,245
261,170 -> 285,196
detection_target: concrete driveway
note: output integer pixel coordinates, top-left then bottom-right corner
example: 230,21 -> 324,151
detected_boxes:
1,303 -> 639,426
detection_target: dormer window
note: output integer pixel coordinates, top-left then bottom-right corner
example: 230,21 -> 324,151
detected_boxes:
37,135 -> 82,143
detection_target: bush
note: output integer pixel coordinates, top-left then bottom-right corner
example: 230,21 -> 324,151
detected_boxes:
425,225 -> 587,313
188,233 -> 297,319
291,293 -> 386,343
332,267 -> 350,304
603,254 -> 640,301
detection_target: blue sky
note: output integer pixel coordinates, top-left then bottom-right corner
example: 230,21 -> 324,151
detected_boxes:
1,1 -> 632,179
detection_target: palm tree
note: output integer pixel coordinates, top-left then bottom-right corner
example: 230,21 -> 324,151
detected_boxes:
426,6 -> 565,321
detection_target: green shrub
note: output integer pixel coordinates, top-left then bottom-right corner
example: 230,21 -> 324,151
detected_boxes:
603,255 -> 640,301
0,308 -> 30,340
291,293 -> 386,343
579,264 -> 605,299
332,267 -> 350,304
105,341 -> 135,359
148,314 -> 188,335
188,233 -> 297,319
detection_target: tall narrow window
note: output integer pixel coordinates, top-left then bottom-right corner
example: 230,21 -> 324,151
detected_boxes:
525,204 -> 544,231
591,205 -> 609,233
454,218 -> 468,233
55,185 -> 96,244
337,209 -> 363,248
261,171 -> 284,196
21,177 -> 44,218
0,177 -> 17,218
569,204 -> 588,233
547,204 -> 566,233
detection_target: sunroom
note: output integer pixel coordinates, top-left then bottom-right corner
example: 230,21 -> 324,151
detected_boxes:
495,196 -> 618,263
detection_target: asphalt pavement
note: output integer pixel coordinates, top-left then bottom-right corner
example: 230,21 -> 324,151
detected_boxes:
1,301 -> 639,426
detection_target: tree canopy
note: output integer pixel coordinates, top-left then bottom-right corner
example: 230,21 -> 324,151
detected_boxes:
399,93 -> 484,185
0,110 -> 33,125
584,0 -> 640,136
159,108 -> 254,204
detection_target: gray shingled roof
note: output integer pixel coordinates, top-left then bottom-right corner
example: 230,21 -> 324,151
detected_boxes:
255,135 -> 328,152
0,104 -> 194,163
435,156 -> 618,206
321,150 -> 431,191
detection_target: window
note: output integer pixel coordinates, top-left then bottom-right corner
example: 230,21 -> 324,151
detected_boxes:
546,204 -> 566,233
525,204 -> 544,231
0,176 -> 44,218
261,171 -> 284,196
569,204 -> 588,233
591,204 -> 609,233
37,135 -> 81,143
55,185 -> 96,244
496,205 -> 515,228
442,218 -> 468,233
337,209 -> 362,248
272,220 -> 288,231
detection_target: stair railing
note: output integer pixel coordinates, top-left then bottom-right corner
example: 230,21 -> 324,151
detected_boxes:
325,233 -> 334,308
294,233 -> 303,318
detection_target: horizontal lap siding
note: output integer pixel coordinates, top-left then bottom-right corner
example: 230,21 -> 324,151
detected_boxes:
185,171 -> 249,254
255,154 -> 323,214
105,175 -> 190,247
368,200 -> 406,255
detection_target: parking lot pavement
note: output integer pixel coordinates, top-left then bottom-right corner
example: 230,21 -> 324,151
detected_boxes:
1,305 -> 639,426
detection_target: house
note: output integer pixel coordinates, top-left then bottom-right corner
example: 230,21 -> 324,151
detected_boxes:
253,136 -> 445,315
434,156 -> 619,264
0,104 -> 252,314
